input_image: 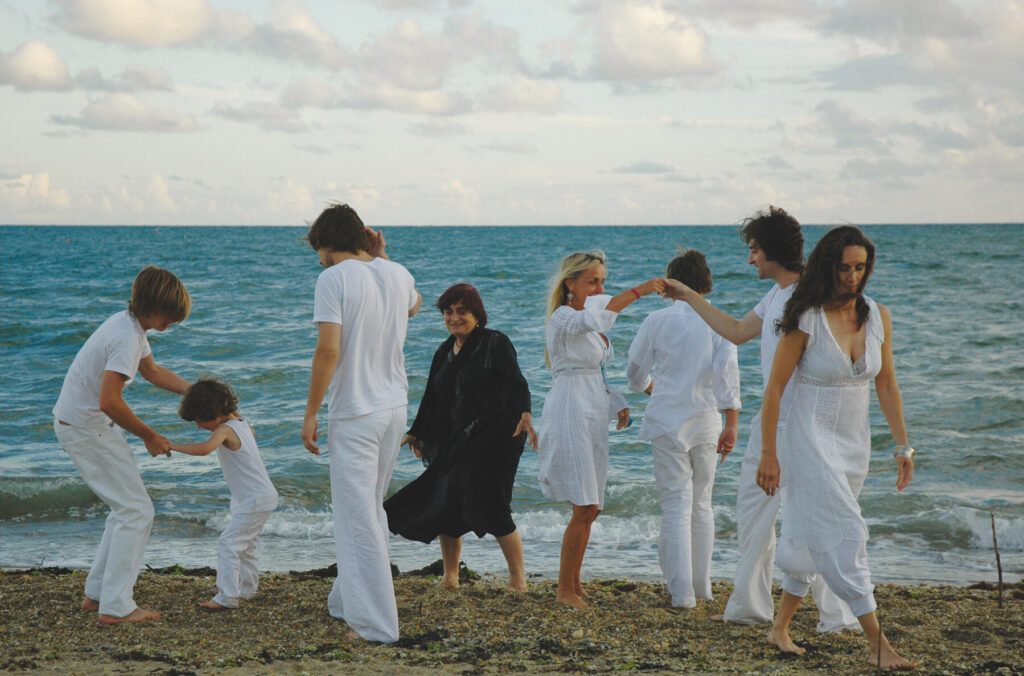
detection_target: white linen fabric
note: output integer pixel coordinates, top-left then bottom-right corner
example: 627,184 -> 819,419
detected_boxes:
778,536 -> 877,618
216,419 -> 278,514
326,406 -> 405,644
537,304 -> 619,509
212,509 -> 273,608
53,311 -> 152,428
55,419 -> 154,618
626,300 -> 740,442
651,435 -> 717,607
313,258 -> 418,420
722,283 -> 859,632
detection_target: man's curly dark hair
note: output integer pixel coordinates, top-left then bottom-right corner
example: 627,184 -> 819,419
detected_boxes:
739,206 -> 804,273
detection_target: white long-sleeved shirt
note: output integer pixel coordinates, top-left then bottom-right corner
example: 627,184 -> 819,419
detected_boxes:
627,300 -> 740,442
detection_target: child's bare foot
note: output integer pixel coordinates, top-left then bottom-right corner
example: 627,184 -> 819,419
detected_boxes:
98,607 -> 161,624
81,597 -> 99,613
199,599 -> 230,610
870,637 -> 916,669
556,590 -> 588,608
767,626 -> 805,655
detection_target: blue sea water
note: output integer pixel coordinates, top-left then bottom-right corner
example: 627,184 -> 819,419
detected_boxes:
1,224 -> 1023,586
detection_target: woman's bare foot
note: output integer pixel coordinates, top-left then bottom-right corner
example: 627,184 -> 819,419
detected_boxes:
98,607 -> 161,625
870,637 -> 916,669
439,573 -> 460,589
573,583 -> 590,598
199,599 -> 230,610
767,626 -> 805,655
80,597 -> 99,613
345,630 -> 360,640
556,590 -> 588,608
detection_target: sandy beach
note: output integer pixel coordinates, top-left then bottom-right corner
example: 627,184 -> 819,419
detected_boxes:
1,565 -> 1021,675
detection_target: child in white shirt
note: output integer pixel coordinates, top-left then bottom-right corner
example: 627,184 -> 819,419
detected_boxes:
170,379 -> 278,610
53,265 -> 192,624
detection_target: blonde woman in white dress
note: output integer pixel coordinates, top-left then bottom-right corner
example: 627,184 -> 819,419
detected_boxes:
756,226 -> 914,669
537,251 -> 665,608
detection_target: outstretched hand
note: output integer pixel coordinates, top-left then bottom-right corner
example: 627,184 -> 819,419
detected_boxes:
145,434 -> 171,458
636,277 -> 666,297
661,279 -> 692,302
615,407 -> 631,431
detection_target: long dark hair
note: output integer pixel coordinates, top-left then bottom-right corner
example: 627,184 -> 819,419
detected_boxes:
779,225 -> 875,335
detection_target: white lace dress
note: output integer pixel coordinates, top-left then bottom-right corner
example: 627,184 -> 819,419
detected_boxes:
780,297 -> 884,554
537,304 -> 619,508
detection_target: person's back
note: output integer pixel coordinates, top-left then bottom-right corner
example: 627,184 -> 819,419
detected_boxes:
314,257 -> 416,420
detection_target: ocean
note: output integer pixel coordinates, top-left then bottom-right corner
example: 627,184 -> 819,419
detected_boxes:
2,224 -> 1022,586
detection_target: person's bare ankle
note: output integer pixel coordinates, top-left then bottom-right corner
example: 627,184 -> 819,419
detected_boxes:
80,597 -> 99,613
98,607 -> 161,624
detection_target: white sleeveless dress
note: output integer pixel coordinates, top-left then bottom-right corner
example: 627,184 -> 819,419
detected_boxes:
537,304 -> 619,508
780,297 -> 884,554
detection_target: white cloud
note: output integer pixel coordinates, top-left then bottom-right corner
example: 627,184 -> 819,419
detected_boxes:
283,76 -> 471,115
144,173 -> 177,212
266,177 -> 314,214
52,93 -> 199,132
0,41 -> 73,91
408,119 -> 467,137
75,63 -> 174,91
244,1 -> 349,69
587,0 -> 720,84
479,75 -> 563,113
52,0 -> 215,47
212,100 -> 307,133
614,161 -> 675,174
0,172 -> 73,214
441,177 -> 478,221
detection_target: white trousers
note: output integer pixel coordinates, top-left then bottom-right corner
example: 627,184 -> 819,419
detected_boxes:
55,419 -> 154,618
651,435 -> 717,607
722,421 -> 860,632
327,406 -> 404,644
777,536 -> 877,618
213,509 -> 273,608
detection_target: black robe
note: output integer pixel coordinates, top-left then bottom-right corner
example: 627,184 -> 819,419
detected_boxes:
384,326 -> 531,542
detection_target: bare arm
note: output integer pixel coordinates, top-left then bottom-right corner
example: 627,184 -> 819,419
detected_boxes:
409,290 -> 422,318
137,354 -> 190,394
874,303 -> 913,491
757,329 -> 807,495
302,322 -> 341,455
605,278 -> 667,313
664,280 -> 762,345
98,370 -> 169,457
170,425 -> 240,457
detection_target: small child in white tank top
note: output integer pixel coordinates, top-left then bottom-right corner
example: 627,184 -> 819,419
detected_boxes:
169,379 -> 278,609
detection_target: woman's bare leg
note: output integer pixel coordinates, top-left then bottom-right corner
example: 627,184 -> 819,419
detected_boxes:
768,591 -> 806,654
439,535 -> 461,588
496,529 -> 527,591
556,504 -> 599,607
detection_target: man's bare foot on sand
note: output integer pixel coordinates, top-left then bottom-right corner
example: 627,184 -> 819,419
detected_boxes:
81,597 -> 99,613
870,637 -> 916,670
767,626 -> 805,655
710,613 -> 724,621
98,607 -> 161,625
199,599 -> 230,610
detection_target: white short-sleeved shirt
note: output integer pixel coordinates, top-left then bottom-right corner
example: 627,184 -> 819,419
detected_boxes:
626,301 -> 741,443
313,257 -> 418,420
217,419 -> 278,514
753,283 -> 797,426
53,310 -> 152,428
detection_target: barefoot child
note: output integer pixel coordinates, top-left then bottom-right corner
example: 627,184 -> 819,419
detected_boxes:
170,378 -> 278,610
53,265 -> 192,624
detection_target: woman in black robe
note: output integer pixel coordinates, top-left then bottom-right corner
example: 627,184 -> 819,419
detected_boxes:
384,284 -> 537,590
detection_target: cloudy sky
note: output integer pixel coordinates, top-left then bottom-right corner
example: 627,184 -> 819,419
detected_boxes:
2,0 -> 1022,225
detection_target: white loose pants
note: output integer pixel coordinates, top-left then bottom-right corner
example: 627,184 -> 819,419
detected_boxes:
777,536 -> 877,618
213,509 -> 273,608
722,417 -> 860,632
327,406 -> 404,644
651,435 -> 717,607
54,419 -> 154,618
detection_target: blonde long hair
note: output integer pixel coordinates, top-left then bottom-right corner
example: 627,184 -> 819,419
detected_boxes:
544,250 -> 606,367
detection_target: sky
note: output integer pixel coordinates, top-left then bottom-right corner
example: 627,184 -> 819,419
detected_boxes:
1,0 -> 1022,226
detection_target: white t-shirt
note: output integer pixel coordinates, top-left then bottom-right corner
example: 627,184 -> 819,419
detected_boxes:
753,282 -> 797,426
217,419 -> 278,514
313,257 -> 418,420
53,310 -> 152,428
626,300 -> 741,442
